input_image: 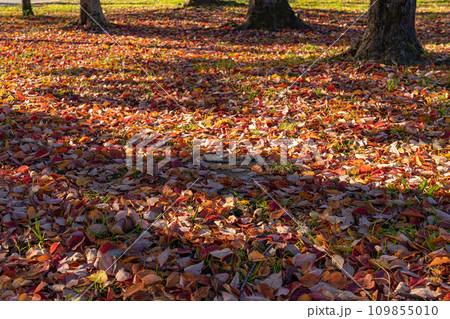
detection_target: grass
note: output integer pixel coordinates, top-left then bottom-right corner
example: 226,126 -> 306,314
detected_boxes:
292,0 -> 446,12
419,178 -> 443,197
386,76 -> 398,92
1,0 -> 444,19
279,121 -> 297,131
31,216 -> 44,244
106,166 -> 128,182
268,161 -> 297,175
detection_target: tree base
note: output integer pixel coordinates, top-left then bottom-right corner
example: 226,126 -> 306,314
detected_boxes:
237,0 -> 309,31
237,16 -> 309,31
79,0 -> 108,29
349,0 -> 423,65
22,0 -> 34,17
22,10 -> 34,17
349,36 -> 423,65
184,0 -> 219,6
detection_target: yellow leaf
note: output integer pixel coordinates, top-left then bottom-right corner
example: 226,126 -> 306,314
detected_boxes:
369,259 -> 390,270
303,171 -> 314,176
76,178 -> 90,186
87,270 -> 108,284
73,149 -> 83,156
79,136 -> 89,143
19,293 -> 30,301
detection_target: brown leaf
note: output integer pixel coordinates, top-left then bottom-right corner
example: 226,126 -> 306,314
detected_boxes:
124,283 -> 145,299
142,273 -> 163,285
410,287 -> 440,299
193,286 -> 210,300
328,272 -> 348,289
401,207 -> 425,219
157,247 -> 171,267
257,282 -> 274,299
293,252 -> 316,268
210,248 -> 233,259
299,273 -> 319,288
166,272 -> 180,288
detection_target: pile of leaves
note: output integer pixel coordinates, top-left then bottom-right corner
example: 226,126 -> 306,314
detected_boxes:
0,0 -> 448,300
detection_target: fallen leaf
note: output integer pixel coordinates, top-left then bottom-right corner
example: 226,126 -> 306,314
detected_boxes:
87,270 -> 107,284
248,251 -> 266,262
428,256 -> 449,267
184,261 -> 204,276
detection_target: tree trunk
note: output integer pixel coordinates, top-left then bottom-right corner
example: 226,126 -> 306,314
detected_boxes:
238,0 -> 308,30
184,0 -> 219,6
79,0 -> 107,28
350,0 -> 423,65
22,0 -> 34,17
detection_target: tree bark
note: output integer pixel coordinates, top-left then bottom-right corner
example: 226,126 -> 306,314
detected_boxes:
184,0 -> 219,6
350,0 -> 423,65
22,0 -> 34,17
79,0 -> 107,28
238,0 -> 308,30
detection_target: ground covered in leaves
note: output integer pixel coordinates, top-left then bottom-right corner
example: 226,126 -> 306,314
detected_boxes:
0,0 -> 449,301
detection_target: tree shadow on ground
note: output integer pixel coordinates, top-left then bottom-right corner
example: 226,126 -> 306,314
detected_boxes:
0,102 -> 448,300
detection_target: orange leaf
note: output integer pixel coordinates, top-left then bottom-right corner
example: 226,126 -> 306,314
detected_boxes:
50,242 -> 61,255
37,255 -> 51,262
19,293 -> 30,301
359,164 -> 373,174
428,256 -> 449,267
248,251 -> 265,262
17,165 -> 29,174
270,210 -> 284,219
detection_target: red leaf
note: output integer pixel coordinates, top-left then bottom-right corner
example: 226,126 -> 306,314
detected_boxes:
67,231 -> 85,251
50,242 -> 61,255
268,201 -> 281,212
326,84 -> 336,92
99,242 -> 116,254
401,208 -> 425,219
352,208 -> 369,215
51,156 -> 63,163
35,150 -> 49,158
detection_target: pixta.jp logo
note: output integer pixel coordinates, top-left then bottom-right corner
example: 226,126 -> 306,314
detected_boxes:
126,131 -> 326,175
125,132 -> 172,176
